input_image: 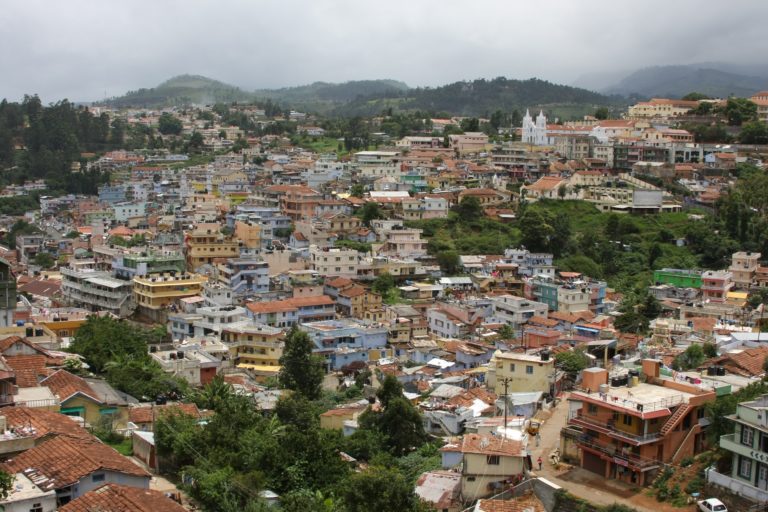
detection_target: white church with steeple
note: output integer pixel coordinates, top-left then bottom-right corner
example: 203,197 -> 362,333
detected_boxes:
521,109 -> 550,145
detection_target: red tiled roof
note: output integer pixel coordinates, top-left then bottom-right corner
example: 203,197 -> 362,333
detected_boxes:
40,369 -> 99,403
128,403 -> 201,425
246,301 -> 298,314
285,295 -> 335,308
1,435 -> 150,490
0,336 -> 51,356
3,355 -> 52,387
712,346 -> 768,377
1,406 -> 91,440
476,494 -> 546,512
460,433 -> 523,457
59,483 -> 185,512
326,277 -> 354,289
18,279 -> 61,298
339,285 -> 366,298
528,316 -> 558,328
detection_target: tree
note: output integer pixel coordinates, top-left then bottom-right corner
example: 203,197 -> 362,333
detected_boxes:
648,243 -> 663,269
519,209 -> 554,253
69,316 -> 154,374
723,98 -> 758,126
459,117 -> 480,132
376,375 -> 403,409
195,374 -> 235,410
350,184 -> 365,198
342,466 -> 421,512
436,250 -> 460,275
372,272 -> 395,295
489,110 -> 510,131
456,196 -> 483,222
672,344 -> 706,371
33,252 -> 55,269
682,92 -> 712,101
188,131 -> 205,153
0,471 -> 13,500
359,202 -> 384,227
555,349 -> 590,376
739,121 -> 768,144
158,113 -> 183,135
638,293 -> 662,321
278,327 -> 324,400
594,107 -> 609,120
498,324 -> 515,340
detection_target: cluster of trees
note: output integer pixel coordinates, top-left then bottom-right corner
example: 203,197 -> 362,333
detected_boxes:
156,327 -> 433,512
612,293 -> 662,334
671,343 -> 717,371
0,96 -> 112,194
69,316 -> 187,401
711,165 -> 768,258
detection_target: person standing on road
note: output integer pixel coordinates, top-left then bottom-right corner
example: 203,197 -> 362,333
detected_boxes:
537,456 -> 543,471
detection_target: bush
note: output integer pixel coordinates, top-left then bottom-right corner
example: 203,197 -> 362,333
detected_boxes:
680,456 -> 694,467
685,476 -> 703,495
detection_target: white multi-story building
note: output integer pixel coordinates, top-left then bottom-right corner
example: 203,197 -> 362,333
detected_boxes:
60,267 -> 135,317
490,295 -> 548,328
309,246 -> 360,278
353,151 -> 400,179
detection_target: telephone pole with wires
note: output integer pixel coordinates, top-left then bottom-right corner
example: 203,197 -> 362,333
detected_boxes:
501,377 -> 513,433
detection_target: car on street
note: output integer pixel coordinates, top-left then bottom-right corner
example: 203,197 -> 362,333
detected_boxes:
697,498 -> 727,512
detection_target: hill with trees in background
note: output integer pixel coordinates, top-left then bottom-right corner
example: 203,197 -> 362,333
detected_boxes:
103,74 -> 624,119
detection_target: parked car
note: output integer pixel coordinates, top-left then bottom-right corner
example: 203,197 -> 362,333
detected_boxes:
697,498 -> 727,512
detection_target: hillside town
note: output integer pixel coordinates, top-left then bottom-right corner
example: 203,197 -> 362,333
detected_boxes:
0,83 -> 766,512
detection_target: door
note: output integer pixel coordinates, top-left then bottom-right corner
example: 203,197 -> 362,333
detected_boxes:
758,463 -> 768,491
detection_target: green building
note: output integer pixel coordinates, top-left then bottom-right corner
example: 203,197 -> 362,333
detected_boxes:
652,268 -> 702,288
113,252 -> 186,280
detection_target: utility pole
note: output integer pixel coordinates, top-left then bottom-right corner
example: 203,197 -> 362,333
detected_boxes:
502,377 -> 513,433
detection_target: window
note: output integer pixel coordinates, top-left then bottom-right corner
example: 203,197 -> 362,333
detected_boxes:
486,455 -> 500,465
526,365 -> 534,374
30,504 -> 43,512
92,472 -> 105,483
509,364 -> 515,372
622,414 -> 633,426
466,476 -> 476,482
587,403 -> 598,414
739,456 -> 753,479
742,426 -> 755,447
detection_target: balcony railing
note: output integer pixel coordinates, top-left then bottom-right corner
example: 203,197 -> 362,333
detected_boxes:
575,434 -> 661,470
569,410 -> 661,445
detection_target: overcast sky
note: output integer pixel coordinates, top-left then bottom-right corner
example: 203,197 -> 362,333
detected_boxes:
2,0 -> 767,103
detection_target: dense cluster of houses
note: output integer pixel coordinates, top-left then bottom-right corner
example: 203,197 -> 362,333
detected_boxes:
0,95 -> 766,510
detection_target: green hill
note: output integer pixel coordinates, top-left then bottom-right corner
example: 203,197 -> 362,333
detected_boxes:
105,74 -> 253,107
329,77 -> 620,118
254,79 -> 409,111
604,65 -> 768,99
104,75 -> 621,119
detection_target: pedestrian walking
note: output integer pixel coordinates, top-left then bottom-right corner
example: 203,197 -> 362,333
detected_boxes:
537,456 -> 542,471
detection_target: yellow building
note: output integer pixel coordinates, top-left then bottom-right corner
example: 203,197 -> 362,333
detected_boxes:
184,224 -> 240,269
627,98 -> 698,119
234,220 -> 262,250
41,370 -> 132,430
486,350 -> 556,396
31,308 -> 93,340
320,404 -> 367,430
441,433 -> 526,502
337,285 -> 382,318
221,323 -> 284,381
133,273 -> 207,323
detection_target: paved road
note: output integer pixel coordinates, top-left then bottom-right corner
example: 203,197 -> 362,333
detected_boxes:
529,393 -> 694,512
